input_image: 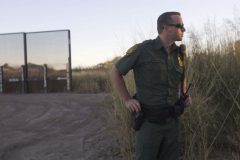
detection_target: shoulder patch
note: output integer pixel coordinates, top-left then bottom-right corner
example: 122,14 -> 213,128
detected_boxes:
177,54 -> 184,67
126,44 -> 138,55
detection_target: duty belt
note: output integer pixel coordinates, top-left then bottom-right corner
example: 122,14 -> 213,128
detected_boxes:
141,104 -> 176,124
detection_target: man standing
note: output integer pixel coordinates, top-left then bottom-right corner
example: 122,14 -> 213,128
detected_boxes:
111,12 -> 191,160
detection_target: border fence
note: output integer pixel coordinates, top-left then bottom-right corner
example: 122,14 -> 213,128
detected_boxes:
0,30 -> 72,93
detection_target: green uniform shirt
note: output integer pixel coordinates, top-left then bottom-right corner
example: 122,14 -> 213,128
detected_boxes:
116,36 -> 184,108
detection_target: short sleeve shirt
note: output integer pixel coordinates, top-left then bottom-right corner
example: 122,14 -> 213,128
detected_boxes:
115,36 -> 184,107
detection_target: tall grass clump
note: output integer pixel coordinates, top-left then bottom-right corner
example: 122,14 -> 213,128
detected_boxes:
72,58 -> 121,93
72,68 -> 109,93
109,17 -> 240,160
182,17 -> 240,159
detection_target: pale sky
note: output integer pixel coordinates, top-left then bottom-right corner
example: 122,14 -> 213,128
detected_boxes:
0,0 -> 239,68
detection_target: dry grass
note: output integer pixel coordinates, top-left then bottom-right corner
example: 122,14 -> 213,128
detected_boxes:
72,68 -> 109,93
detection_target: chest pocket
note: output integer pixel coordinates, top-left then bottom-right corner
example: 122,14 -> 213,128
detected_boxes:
141,59 -> 167,85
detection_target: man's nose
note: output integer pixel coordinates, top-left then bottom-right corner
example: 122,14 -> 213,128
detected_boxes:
181,27 -> 186,32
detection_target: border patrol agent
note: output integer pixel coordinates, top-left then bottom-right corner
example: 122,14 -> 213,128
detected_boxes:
111,12 -> 191,160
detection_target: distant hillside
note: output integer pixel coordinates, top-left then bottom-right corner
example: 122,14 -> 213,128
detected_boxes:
1,63 -> 65,78
94,56 -> 121,69
73,56 -> 121,71
1,64 -> 21,78
27,63 -> 44,72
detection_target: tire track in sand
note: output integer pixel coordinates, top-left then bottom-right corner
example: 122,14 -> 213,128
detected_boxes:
0,93 -> 121,160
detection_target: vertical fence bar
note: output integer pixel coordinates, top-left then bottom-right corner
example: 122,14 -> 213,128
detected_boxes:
43,64 -> 48,93
67,30 -> 72,92
0,66 -> 3,93
21,65 -> 26,93
66,62 -> 70,91
23,33 -> 29,93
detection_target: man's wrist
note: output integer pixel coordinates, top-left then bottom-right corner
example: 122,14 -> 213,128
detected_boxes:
123,97 -> 131,103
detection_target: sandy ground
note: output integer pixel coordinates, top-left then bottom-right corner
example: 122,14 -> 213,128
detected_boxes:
0,93 -> 121,160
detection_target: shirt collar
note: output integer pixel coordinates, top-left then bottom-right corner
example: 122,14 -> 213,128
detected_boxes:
155,36 -> 178,52
155,36 -> 163,50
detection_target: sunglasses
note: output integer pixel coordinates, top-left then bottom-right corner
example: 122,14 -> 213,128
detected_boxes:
167,23 -> 185,29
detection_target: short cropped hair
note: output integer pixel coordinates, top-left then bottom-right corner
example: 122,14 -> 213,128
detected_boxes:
157,12 -> 181,34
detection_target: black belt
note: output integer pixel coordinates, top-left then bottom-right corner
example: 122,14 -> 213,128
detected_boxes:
132,95 -> 184,126
141,104 -> 174,124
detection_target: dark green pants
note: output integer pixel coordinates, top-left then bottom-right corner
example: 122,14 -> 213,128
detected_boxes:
135,118 -> 180,160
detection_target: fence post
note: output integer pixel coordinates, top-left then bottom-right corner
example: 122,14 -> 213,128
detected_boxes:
21,65 -> 27,93
43,64 -> 48,93
23,33 -> 29,93
0,66 -> 3,93
67,30 -> 72,92
66,62 -> 71,92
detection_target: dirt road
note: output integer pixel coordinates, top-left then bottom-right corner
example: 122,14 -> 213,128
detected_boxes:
0,93 -> 120,160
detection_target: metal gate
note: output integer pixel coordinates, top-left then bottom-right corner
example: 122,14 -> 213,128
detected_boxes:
0,30 -> 72,93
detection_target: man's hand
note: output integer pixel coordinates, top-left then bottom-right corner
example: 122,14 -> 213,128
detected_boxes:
125,99 -> 141,112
